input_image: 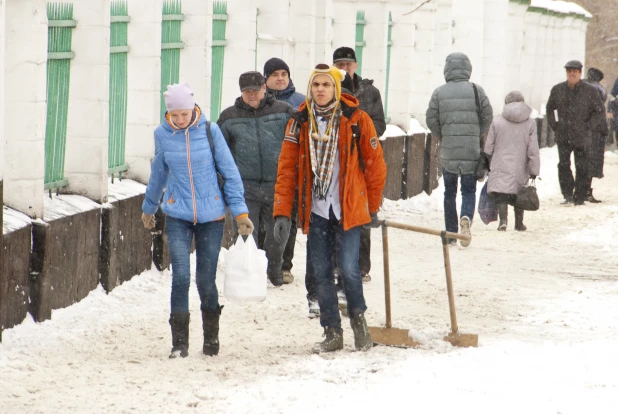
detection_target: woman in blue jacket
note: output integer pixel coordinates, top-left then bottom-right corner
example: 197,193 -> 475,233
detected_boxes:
141,82 -> 253,358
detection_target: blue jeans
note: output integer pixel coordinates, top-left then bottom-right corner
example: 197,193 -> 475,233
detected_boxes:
442,169 -> 476,234
308,211 -> 366,329
166,216 -> 224,314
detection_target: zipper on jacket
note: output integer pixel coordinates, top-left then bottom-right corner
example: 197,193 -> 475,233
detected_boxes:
184,129 -> 198,223
255,109 -> 263,183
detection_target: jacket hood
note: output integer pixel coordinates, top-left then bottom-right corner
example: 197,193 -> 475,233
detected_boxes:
502,102 -> 532,123
161,106 -> 208,133
444,53 -> 472,82
268,79 -> 297,100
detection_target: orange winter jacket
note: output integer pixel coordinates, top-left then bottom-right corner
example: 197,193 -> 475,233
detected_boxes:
273,94 -> 386,233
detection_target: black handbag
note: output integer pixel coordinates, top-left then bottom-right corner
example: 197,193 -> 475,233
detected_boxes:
514,179 -> 540,211
472,84 -> 488,180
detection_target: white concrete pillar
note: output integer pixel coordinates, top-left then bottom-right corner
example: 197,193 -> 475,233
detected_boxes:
529,8 -> 546,114
481,0 -> 508,115
430,0 -> 454,92
124,0 -> 162,184
254,0 -> 295,77
360,3 -> 388,96
452,0 -> 485,84
64,0 -> 110,203
521,8 -> 541,111
504,0 -> 526,100
221,1 -> 257,109
0,0 -> 5,190
3,0 -> 48,218
179,0 -> 210,116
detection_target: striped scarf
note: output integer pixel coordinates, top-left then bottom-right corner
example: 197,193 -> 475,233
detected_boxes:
308,99 -> 341,200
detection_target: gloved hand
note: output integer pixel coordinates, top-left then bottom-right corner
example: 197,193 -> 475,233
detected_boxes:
141,213 -> 155,229
363,213 -> 382,229
236,216 -> 254,236
529,175 -> 537,180
273,216 -> 291,244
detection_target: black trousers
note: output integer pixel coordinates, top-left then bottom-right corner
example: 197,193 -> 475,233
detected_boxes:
557,141 -> 591,203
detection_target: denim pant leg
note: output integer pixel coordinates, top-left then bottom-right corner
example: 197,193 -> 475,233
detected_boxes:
194,219 -> 224,312
282,197 -> 298,271
305,242 -> 317,301
309,213 -> 341,329
336,224 -> 366,317
442,169 -> 459,233
261,201 -> 285,278
358,226 -> 371,274
165,217 -> 194,314
460,173 -> 477,222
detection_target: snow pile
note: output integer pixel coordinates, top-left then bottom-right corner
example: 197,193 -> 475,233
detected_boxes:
2,206 -> 32,233
408,118 -> 428,135
530,0 -> 592,18
44,194 -> 101,221
107,178 -> 146,203
380,124 -> 406,140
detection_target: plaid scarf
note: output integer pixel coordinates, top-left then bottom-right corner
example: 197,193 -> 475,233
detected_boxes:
308,99 -> 341,199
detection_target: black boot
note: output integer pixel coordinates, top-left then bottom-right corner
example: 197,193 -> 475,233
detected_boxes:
350,313 -> 373,351
202,305 -> 223,356
587,189 -> 602,203
169,312 -> 190,358
497,203 -> 508,231
312,327 -> 344,354
514,208 -> 527,231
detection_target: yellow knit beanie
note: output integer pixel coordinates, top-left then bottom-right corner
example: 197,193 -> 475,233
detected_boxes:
306,64 -> 345,106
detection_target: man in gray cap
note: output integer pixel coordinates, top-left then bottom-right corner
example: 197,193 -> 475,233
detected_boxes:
546,60 -> 605,205
218,71 -> 294,286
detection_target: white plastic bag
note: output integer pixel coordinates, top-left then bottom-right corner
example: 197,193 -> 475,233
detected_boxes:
223,236 -> 267,302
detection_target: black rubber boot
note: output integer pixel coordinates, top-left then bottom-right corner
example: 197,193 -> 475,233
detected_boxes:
312,327 -> 344,354
497,203 -> 508,231
169,312 -> 190,358
350,313 -> 373,351
514,208 -> 527,231
202,305 -> 223,356
587,189 -> 602,203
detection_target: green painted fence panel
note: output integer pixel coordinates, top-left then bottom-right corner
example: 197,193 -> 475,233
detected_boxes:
45,3 -> 75,192
355,10 -> 365,76
109,0 -> 129,179
210,1 -> 228,123
161,0 -> 184,121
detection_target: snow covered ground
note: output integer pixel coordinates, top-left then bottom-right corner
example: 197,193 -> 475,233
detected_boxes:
1,147 -> 617,414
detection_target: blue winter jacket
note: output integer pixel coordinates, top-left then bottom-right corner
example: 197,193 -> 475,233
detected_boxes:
267,79 -> 306,110
142,109 -> 248,223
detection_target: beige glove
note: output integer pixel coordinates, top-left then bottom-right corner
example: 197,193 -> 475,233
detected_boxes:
236,215 -> 254,236
141,213 -> 155,229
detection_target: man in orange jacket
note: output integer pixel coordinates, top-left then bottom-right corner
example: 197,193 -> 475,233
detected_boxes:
272,64 -> 386,353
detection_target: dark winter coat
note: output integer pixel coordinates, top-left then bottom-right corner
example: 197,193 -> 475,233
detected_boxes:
351,74 -> 387,137
267,79 -> 306,111
609,99 -> 618,132
484,102 -> 540,195
546,81 -> 606,148
585,79 -> 609,134
426,52 -> 494,175
217,93 -> 294,203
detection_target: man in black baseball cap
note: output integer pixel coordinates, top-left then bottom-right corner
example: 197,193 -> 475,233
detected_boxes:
546,60 -> 605,205
217,71 -> 294,286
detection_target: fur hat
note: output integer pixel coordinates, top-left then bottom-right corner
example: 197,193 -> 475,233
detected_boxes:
504,91 -> 525,104
163,82 -> 195,111
306,64 -> 345,105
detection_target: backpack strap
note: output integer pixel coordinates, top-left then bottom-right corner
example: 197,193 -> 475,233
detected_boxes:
350,123 -> 365,172
205,121 -> 225,192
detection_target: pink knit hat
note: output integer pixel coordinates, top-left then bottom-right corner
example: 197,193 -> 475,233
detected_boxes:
163,82 -> 195,111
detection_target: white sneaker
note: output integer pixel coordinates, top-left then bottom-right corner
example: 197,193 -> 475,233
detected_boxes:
459,216 -> 471,247
308,298 -> 320,318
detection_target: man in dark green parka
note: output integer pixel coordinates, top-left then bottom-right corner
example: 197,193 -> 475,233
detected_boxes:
218,71 -> 294,286
426,52 -> 493,246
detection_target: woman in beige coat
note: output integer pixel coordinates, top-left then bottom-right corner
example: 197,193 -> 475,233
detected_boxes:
484,91 -> 540,231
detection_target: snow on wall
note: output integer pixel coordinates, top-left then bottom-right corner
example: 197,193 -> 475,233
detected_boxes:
64,0 -> 110,204
44,194 -> 101,222
2,206 -> 32,234
3,0 -> 47,219
107,178 -> 146,203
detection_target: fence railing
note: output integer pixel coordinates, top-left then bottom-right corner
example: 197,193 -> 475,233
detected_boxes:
160,0 -> 184,121
210,1 -> 228,123
45,2 -> 76,193
109,0 -> 130,181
